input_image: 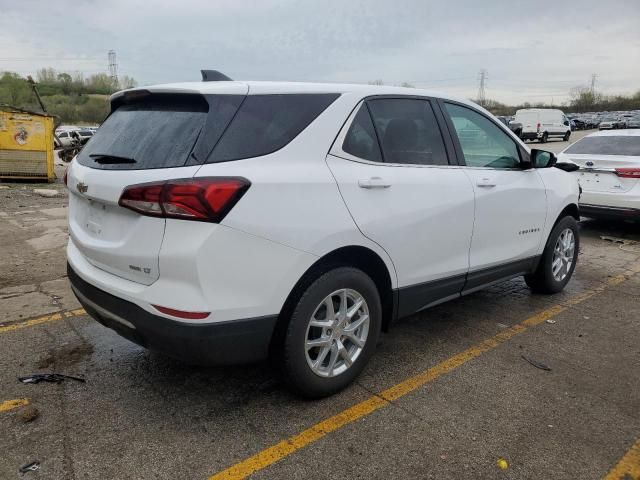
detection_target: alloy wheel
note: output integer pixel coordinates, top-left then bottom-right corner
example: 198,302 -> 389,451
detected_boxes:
552,228 -> 575,281
304,289 -> 370,378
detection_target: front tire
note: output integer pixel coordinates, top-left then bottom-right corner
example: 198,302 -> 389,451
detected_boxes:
525,216 -> 579,294
281,267 -> 381,398
540,132 -> 548,143
563,131 -> 571,141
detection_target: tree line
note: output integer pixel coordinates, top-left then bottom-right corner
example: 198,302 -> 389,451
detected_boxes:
0,68 -> 138,124
479,88 -> 640,116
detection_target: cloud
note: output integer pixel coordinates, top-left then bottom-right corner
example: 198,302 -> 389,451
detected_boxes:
1,0 -> 638,104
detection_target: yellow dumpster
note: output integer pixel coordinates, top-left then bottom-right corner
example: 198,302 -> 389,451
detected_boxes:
0,106 -> 55,182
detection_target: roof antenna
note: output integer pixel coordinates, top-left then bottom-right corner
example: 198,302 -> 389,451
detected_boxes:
201,70 -> 232,82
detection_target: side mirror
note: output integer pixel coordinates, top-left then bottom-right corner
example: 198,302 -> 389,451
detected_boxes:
554,162 -> 579,172
530,149 -> 557,168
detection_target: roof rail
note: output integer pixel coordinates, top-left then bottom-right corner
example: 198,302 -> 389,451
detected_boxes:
201,70 -> 232,82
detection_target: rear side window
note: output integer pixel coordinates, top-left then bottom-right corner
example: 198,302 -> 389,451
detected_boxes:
367,98 -> 449,165
342,104 -> 382,162
208,94 -> 339,163
564,136 -> 640,156
78,94 -> 212,170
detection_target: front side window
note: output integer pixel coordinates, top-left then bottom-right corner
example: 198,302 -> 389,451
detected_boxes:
444,103 -> 521,169
366,98 -> 449,166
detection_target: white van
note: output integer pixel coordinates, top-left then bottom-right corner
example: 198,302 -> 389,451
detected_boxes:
515,108 -> 571,143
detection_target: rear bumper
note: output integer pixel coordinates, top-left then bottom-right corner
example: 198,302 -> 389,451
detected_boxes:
579,203 -> 640,220
68,264 -> 278,365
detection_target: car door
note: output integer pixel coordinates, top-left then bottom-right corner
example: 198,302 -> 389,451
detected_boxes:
327,97 -> 475,316
440,101 -> 547,289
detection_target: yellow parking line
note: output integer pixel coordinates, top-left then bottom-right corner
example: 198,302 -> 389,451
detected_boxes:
208,271 -> 636,480
0,398 -> 29,413
604,438 -> 640,480
0,308 -> 86,334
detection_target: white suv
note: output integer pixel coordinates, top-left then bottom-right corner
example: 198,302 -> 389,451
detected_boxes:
66,78 -> 580,397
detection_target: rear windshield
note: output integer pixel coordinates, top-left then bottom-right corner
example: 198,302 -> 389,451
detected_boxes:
77,94 -> 211,170
77,92 -> 339,169
564,136 -> 640,156
208,94 -> 339,163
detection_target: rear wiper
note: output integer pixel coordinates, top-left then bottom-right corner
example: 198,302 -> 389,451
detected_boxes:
90,153 -> 136,164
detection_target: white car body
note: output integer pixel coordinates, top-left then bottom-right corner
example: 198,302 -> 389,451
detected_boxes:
515,108 -> 571,142
65,80 -> 580,373
559,130 -> 640,220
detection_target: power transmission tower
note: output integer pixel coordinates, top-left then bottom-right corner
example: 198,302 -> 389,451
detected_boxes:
477,69 -> 488,107
590,74 -> 597,96
108,50 -> 118,91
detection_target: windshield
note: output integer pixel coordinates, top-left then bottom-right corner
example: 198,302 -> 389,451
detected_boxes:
564,136 -> 640,156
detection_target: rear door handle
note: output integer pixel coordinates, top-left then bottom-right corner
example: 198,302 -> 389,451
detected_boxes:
358,177 -> 391,189
476,177 -> 496,188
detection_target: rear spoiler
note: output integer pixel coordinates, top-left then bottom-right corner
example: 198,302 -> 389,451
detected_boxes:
201,70 -> 232,82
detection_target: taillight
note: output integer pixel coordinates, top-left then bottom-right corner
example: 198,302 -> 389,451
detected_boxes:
119,177 -> 250,222
615,168 -> 640,178
63,168 -> 68,187
536,122 -> 541,132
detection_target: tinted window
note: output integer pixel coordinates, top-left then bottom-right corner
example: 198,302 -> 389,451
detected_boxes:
209,94 -> 339,162
445,103 -> 520,169
78,94 -> 210,170
367,98 -> 448,165
342,104 -> 382,162
564,136 -> 640,156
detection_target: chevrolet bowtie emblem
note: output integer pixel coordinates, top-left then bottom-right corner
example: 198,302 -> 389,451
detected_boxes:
76,181 -> 88,193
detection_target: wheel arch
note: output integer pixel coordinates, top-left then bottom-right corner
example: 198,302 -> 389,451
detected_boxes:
269,245 -> 395,358
556,203 -> 580,224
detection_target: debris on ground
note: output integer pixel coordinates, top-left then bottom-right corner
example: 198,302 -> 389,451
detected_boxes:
18,461 -> 40,474
33,188 -> 59,198
521,355 -> 552,371
20,406 -> 39,423
545,319 -> 557,324
37,343 -> 94,369
18,373 -> 86,384
496,458 -> 509,470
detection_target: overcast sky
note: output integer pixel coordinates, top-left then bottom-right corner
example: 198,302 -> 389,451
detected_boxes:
1,0 -> 639,104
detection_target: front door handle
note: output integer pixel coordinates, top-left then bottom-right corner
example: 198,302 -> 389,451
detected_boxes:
476,177 -> 496,188
358,177 -> 392,189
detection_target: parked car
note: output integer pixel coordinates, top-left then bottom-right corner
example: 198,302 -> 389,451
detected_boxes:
77,129 -> 94,142
626,117 -> 640,129
54,130 -> 76,148
558,130 -> 640,221
571,118 -> 586,130
66,79 -> 581,397
599,116 -> 624,130
496,116 -> 522,138
514,108 -> 572,143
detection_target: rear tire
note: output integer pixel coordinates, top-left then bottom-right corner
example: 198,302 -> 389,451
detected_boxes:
281,267 -> 381,398
525,216 -> 579,294
540,132 -> 548,143
563,131 -> 571,141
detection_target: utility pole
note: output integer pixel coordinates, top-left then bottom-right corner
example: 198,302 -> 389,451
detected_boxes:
590,73 -> 597,96
108,50 -> 118,91
477,69 -> 487,107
